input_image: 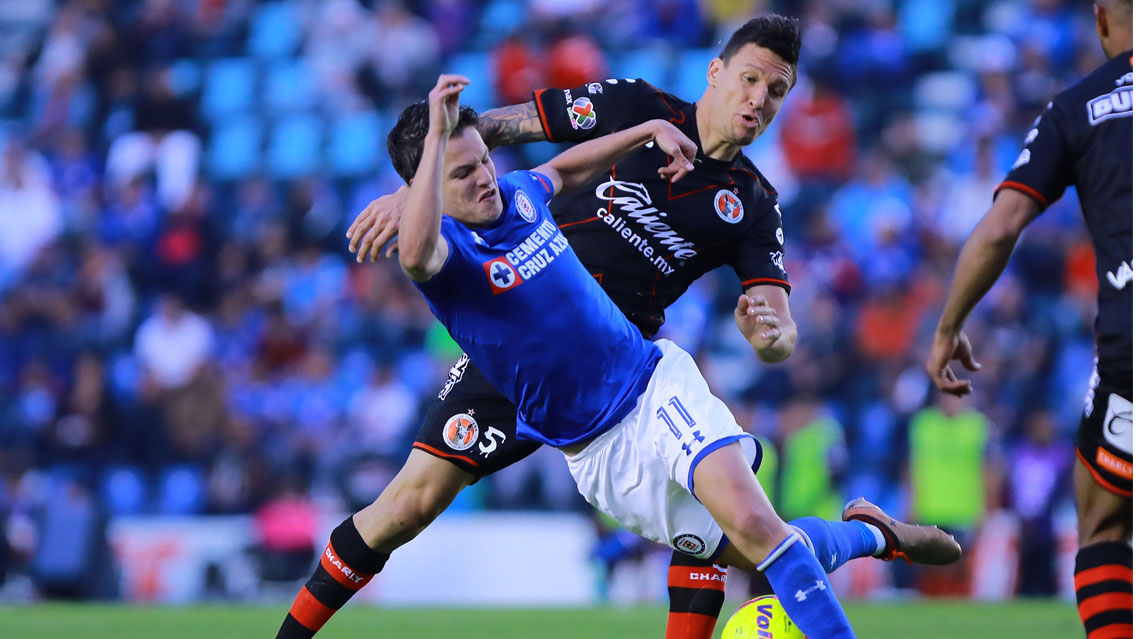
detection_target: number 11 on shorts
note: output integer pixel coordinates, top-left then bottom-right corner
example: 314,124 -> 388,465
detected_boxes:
657,395 -> 705,456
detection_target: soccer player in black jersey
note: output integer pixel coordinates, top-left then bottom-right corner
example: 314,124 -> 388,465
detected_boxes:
276,15 -> 960,639
928,2 -> 1132,637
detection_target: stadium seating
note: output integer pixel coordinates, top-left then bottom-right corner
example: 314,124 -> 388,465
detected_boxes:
267,113 -> 323,178
247,1 -> 303,60
328,111 -> 385,176
207,116 -> 263,179
264,59 -> 317,114
201,58 -> 258,120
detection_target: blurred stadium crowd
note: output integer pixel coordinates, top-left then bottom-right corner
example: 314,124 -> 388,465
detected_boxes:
0,0 -> 1108,599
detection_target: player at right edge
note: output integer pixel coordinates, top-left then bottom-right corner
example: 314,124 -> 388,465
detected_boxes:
927,2 -> 1132,638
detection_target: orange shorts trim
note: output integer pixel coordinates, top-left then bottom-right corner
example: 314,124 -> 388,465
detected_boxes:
412,441 -> 480,468
1077,448 -> 1134,497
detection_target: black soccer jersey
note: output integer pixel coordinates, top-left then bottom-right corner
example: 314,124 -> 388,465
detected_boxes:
997,51 -> 1133,384
533,78 -> 789,337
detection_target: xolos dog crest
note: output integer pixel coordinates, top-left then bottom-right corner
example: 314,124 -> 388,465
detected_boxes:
714,189 -> 744,224
443,413 -> 479,451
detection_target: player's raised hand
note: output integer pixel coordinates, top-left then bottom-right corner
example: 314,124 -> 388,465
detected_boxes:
347,186 -> 409,262
925,330 -> 982,396
650,121 -> 697,183
428,74 -> 471,136
734,294 -> 781,350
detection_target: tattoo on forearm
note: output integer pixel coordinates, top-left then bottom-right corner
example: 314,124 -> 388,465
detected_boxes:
479,102 -> 546,148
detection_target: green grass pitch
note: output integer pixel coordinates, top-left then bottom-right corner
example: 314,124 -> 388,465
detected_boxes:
0,600 -> 1081,638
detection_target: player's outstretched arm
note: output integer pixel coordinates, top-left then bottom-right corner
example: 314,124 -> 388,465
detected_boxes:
736,286 -> 797,363
398,74 -> 469,282
533,119 -> 696,197
926,188 -> 1042,395
478,102 -> 547,150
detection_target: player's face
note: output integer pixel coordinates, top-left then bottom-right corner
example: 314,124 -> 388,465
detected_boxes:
707,44 -> 794,146
443,127 -> 501,225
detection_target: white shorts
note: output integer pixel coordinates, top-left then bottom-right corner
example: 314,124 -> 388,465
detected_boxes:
564,339 -> 760,559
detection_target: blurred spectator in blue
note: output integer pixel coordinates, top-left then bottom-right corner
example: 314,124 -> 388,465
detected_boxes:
632,0 -> 706,47
828,148 -> 914,265
279,244 -> 349,329
994,0 -> 1080,66
427,0 -> 478,58
836,2 -> 912,132
46,129 -> 100,232
97,176 -> 160,254
279,347 -> 346,455
31,477 -> 115,600
10,360 -> 60,454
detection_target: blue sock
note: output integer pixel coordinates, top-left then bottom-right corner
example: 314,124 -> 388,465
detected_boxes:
790,516 -> 881,573
759,533 -> 856,638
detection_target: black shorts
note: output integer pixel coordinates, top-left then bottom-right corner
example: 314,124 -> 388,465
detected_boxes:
1076,370 -> 1133,497
412,354 -> 540,480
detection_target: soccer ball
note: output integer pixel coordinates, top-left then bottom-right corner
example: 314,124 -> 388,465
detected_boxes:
720,595 -> 807,639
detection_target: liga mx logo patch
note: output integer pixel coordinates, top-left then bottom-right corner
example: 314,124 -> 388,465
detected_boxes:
515,190 -> 537,222
484,257 -> 522,294
714,189 -> 743,224
673,534 -> 706,556
568,97 -> 597,130
443,413 -> 479,451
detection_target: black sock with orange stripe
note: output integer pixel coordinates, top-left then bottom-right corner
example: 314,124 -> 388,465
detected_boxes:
1075,541 -> 1133,639
665,551 -> 728,639
276,517 -> 389,639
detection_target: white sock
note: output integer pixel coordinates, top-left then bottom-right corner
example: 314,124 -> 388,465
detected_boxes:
863,522 -> 887,556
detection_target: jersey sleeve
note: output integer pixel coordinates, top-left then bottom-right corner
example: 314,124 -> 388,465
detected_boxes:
532,79 -> 653,143
414,220 -> 461,292
733,200 -> 791,293
995,101 -> 1074,209
523,170 -> 555,203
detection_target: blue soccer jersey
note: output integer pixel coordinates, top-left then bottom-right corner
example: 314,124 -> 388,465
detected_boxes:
414,170 -> 661,447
